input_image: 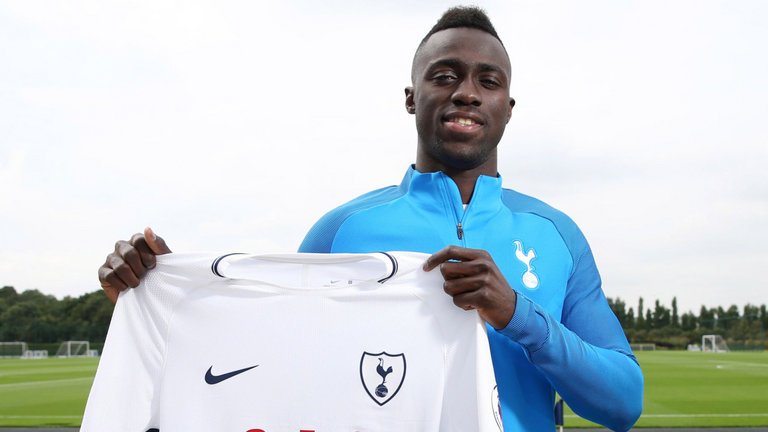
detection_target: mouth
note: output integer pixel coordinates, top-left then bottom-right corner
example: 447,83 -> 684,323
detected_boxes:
442,112 -> 484,133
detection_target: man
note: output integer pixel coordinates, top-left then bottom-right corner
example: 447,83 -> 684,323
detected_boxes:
99,6 -> 643,431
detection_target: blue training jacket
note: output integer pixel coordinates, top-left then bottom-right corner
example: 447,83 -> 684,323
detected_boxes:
299,166 -> 643,431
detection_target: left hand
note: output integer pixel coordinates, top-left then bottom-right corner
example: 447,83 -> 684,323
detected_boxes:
423,245 -> 517,330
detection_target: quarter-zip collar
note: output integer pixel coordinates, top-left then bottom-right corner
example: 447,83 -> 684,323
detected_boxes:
399,165 -> 504,242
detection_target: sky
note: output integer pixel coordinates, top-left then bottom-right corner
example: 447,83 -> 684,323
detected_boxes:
1,0 -> 766,315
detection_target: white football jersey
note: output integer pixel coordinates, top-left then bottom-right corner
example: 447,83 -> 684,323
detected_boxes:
81,252 -> 502,432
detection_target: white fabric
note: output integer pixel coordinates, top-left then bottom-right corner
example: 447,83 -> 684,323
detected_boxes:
81,252 -> 501,432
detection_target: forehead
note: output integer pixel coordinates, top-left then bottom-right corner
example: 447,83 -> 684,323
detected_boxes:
413,27 -> 511,77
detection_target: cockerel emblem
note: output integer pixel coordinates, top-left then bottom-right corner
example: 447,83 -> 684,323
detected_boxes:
513,240 -> 539,289
360,352 -> 406,406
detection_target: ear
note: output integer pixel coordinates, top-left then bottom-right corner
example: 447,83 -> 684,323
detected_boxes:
506,97 -> 516,122
404,86 -> 415,114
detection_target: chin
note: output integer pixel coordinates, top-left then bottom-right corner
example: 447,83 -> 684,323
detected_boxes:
441,145 -> 494,171
440,153 -> 488,171
419,137 -> 497,172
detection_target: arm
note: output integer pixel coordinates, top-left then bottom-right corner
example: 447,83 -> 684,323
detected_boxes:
502,246 -> 644,431
98,227 -> 171,303
425,246 -> 643,432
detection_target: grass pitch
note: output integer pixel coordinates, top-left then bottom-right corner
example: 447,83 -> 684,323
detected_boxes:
565,350 -> 768,428
0,357 -> 97,427
0,351 -> 766,428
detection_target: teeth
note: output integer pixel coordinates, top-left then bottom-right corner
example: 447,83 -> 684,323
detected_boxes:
456,118 -> 475,126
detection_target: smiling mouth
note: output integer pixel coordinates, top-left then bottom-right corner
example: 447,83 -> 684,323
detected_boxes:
443,115 -> 483,132
453,118 -> 477,126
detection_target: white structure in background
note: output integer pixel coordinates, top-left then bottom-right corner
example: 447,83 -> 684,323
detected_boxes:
0,341 -> 28,358
630,343 -> 656,351
56,340 -> 97,357
22,350 -> 49,359
701,334 -> 730,352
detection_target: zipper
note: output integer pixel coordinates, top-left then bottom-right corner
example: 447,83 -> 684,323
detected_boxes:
443,176 -> 469,245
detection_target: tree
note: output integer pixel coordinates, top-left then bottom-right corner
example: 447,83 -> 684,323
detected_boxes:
608,297 -> 631,329
0,285 -> 18,300
652,300 -> 670,329
699,306 -> 715,330
671,297 -> 679,327
645,310 -> 652,330
718,305 -> 740,330
63,291 -> 114,342
0,286 -> 113,343
680,311 -> 697,331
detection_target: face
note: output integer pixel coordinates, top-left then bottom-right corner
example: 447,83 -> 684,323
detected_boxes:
406,27 -> 515,174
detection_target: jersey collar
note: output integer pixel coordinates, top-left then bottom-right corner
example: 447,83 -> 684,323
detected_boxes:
399,165 -> 504,219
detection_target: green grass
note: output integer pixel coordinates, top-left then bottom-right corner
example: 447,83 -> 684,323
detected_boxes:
0,357 -> 97,427
1,352 -> 767,428
564,351 -> 768,428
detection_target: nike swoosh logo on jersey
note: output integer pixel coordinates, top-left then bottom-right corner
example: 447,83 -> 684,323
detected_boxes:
205,364 -> 259,385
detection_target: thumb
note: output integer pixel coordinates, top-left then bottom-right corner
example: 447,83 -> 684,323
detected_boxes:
101,283 -> 120,305
144,226 -> 172,255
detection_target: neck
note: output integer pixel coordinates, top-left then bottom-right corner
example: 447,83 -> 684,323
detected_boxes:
448,169 -> 487,204
415,161 -> 497,204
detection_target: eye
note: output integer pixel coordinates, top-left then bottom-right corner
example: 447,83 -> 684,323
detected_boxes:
431,72 -> 458,84
480,77 -> 502,89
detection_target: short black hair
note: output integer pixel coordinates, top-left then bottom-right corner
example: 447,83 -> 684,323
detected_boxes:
419,6 -> 503,49
412,6 -> 507,82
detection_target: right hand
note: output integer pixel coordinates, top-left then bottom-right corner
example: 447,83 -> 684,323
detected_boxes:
98,227 -> 172,303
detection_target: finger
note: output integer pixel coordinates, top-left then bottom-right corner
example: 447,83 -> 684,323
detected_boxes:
119,238 -> 152,277
107,254 -> 142,288
423,246 -> 456,271
128,233 -> 157,269
423,246 -> 484,271
445,278 -> 517,329
449,290 -> 482,311
98,260 -> 129,292
442,274 -> 487,297
144,227 -> 172,255
446,282 -> 504,319
438,260 -> 488,280
101,283 -> 120,304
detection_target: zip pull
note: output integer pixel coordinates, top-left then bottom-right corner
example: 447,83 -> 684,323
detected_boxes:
456,222 -> 464,240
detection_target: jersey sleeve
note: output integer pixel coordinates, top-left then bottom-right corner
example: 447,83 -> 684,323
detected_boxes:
440,315 -> 503,432
499,240 -> 643,432
81,255 -> 193,431
80,289 -> 164,430
410,266 -> 502,432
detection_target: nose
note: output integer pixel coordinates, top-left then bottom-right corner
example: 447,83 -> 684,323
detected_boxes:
451,78 -> 481,106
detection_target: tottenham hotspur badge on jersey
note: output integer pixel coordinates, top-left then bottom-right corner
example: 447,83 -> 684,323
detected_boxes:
513,240 -> 539,289
360,352 -> 406,406
492,385 -> 503,431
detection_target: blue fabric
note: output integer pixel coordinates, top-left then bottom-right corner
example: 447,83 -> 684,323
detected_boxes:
300,166 -> 643,431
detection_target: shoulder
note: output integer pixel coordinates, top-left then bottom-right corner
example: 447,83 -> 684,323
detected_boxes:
500,187 -> 590,259
299,185 -> 405,253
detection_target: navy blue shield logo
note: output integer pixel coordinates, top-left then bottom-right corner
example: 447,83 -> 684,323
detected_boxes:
360,351 -> 406,406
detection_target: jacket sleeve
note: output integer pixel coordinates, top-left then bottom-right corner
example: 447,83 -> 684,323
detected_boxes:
499,245 -> 644,432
